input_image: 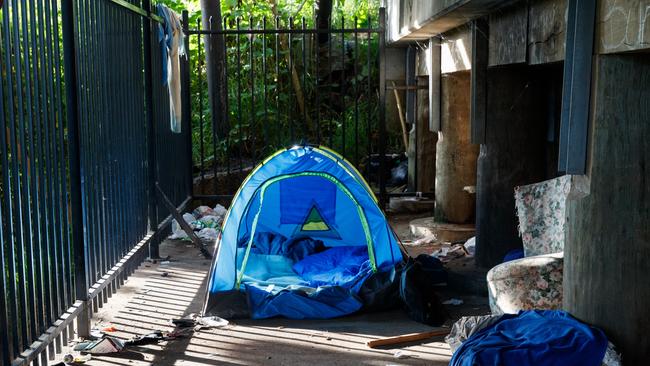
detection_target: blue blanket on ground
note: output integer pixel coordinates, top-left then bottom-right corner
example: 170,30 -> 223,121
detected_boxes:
246,284 -> 364,319
292,246 -> 372,291
241,244 -> 373,319
450,310 -> 608,366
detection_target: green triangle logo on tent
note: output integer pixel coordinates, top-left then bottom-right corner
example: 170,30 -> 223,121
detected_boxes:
301,205 -> 331,231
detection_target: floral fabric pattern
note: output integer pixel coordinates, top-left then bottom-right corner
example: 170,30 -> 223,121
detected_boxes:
487,176 -> 572,314
515,175 -> 572,257
487,253 -> 563,314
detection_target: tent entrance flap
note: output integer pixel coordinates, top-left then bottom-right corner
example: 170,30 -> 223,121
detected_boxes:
235,172 -> 377,289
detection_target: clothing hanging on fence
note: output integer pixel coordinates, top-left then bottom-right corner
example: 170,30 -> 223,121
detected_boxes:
156,4 -> 185,133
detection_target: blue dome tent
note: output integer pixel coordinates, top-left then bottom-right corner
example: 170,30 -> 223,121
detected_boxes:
203,146 -> 405,319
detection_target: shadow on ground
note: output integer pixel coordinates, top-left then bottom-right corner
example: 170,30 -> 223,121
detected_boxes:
58,215 -> 489,366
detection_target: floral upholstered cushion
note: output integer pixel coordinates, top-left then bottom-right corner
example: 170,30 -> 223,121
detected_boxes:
514,175 -> 572,257
487,253 -> 563,314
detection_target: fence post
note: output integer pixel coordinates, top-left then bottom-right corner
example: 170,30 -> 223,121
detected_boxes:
143,0 -> 160,258
378,7 -> 387,209
181,10 -> 193,198
61,0 -> 91,338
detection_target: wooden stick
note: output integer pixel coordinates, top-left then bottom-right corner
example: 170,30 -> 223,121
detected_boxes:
366,329 -> 450,348
155,183 -> 212,259
391,81 -> 409,152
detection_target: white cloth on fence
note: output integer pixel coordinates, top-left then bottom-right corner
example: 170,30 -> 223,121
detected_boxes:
157,5 -> 185,133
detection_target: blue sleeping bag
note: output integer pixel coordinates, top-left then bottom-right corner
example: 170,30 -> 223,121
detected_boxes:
292,246 -> 373,290
244,245 -> 374,319
450,310 -> 608,366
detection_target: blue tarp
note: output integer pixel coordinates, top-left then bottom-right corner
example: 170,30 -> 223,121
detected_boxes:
450,310 -> 608,366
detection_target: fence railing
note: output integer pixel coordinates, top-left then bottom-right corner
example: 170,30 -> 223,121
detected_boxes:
185,8 -> 390,205
0,1 -> 191,365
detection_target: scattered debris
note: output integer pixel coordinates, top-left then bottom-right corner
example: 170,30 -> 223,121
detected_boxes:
170,204 -> 227,240
393,350 -> 411,359
74,337 -> 125,354
89,329 -> 103,339
171,314 -> 229,330
442,298 -> 464,306
54,354 -> 92,366
125,330 -> 165,346
602,342 -> 622,366
193,205 -> 216,217
172,314 -> 197,328
169,213 -> 197,240
463,237 -> 476,257
62,353 -> 91,364
161,271 -> 169,277
197,227 -> 219,241
407,234 -> 437,246
431,244 -> 467,262
445,315 -> 503,352
196,315 -> 229,328
463,185 -> 476,194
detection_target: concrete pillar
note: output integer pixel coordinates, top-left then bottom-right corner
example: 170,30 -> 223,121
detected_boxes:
416,76 -> 436,193
434,71 -> 478,224
564,54 -> 650,364
475,65 -> 556,268
386,47 -> 408,152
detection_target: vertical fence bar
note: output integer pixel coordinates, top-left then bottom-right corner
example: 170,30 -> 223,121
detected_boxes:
249,17 -> 256,163
51,0 -> 74,334
314,14 -> 321,145
62,0 -> 91,338
275,17 -> 280,148
197,19 -> 205,182
288,16 -> 294,144
262,17 -> 269,152
366,14 -> 372,182
182,11 -> 193,196
39,0 -> 61,345
209,18 -> 218,196
301,17 -> 307,136
4,0 -> 24,354
354,17 -> 359,166
378,8 -> 387,208
0,13 -> 13,361
327,17 -> 333,148
13,0 -> 34,349
236,17 -> 243,171
143,0 -> 158,258
340,15 -> 346,156
223,16 -> 231,182
19,0 -> 39,346
28,0 -> 49,344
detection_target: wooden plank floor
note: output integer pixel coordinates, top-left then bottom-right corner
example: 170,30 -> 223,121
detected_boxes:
56,222 -> 489,365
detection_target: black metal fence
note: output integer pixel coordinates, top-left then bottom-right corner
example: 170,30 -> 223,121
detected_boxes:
0,0 -> 190,365
185,8 -> 389,204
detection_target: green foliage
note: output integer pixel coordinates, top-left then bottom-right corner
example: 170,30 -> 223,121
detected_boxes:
156,0 -> 386,171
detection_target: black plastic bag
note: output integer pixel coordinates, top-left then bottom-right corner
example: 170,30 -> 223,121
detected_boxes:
399,255 -> 448,326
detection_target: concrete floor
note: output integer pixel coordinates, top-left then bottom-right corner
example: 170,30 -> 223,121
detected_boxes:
58,215 -> 489,366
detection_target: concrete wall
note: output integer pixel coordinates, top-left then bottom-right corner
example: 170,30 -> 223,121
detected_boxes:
475,64 -> 562,267
385,0 -> 510,44
564,53 -> 650,365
